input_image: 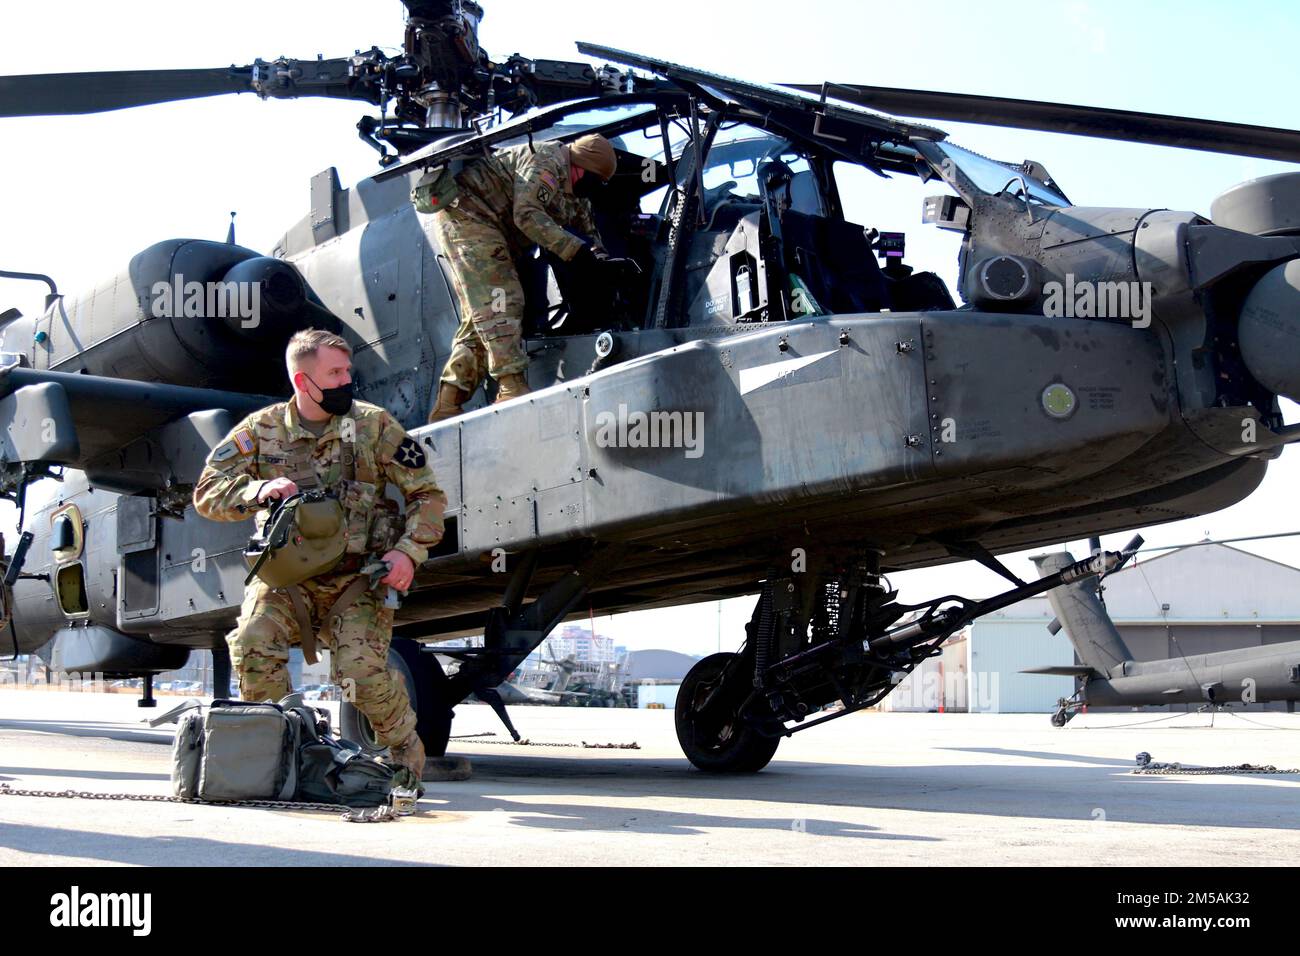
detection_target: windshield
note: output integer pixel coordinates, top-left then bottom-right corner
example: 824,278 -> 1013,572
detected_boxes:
609,114 -> 692,165
702,125 -> 807,196
927,141 -> 1068,206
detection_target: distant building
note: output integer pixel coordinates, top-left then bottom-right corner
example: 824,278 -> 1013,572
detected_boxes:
547,624 -> 615,663
880,631 -> 969,712
626,649 -> 700,682
624,649 -> 703,708
636,682 -> 681,709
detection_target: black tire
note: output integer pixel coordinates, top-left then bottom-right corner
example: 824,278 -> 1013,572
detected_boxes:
340,640 -> 454,757
676,652 -> 781,773
1051,710 -> 1068,728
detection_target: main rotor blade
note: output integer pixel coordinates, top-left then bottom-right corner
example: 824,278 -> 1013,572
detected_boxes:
784,83 -> 1300,164
0,67 -> 252,117
577,42 -> 943,142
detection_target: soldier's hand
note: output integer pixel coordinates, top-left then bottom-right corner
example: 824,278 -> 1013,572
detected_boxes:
380,550 -> 416,592
602,256 -> 641,277
257,477 -> 299,505
571,244 -> 602,267
573,245 -> 639,278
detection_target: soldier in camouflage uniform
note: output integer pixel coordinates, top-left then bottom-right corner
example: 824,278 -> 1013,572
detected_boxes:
193,330 -> 447,785
414,133 -> 622,422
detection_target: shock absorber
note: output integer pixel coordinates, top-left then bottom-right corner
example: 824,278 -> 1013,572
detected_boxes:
752,581 -> 775,689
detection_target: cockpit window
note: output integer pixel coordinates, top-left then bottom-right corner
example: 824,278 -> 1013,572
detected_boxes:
610,117 -> 691,163
699,124 -> 817,212
926,141 -> 1068,207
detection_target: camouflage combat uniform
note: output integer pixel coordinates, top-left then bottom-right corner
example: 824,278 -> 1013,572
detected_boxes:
426,140 -> 605,394
193,399 -> 446,749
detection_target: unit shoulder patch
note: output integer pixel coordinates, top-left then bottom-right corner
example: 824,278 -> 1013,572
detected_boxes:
394,436 -> 427,469
210,441 -> 239,463
537,183 -> 553,206
211,427 -> 256,465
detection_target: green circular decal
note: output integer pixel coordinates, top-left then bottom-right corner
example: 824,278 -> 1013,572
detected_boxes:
1042,383 -> 1076,419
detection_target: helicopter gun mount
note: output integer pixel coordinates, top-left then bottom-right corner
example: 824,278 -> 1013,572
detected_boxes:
675,544 -> 1133,772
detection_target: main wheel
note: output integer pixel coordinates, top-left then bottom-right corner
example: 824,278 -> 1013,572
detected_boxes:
340,640 -> 454,757
676,652 -> 781,772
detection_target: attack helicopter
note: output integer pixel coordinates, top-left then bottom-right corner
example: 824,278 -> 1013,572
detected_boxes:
3,2 -> 1300,772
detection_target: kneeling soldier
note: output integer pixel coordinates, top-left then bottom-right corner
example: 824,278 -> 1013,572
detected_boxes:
194,329 -> 447,786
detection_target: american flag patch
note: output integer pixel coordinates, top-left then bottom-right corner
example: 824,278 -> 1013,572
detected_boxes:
540,171 -> 558,190
233,429 -> 255,455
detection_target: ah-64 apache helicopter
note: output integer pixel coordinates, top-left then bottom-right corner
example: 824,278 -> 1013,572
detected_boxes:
2,1 -> 1300,771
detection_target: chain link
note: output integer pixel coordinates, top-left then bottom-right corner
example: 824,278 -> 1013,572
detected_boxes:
1132,763 -> 1300,775
469,740 -> 640,749
0,782 -> 403,821
451,734 -> 639,749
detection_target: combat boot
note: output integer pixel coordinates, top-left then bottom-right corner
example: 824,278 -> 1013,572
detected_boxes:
494,372 -> 531,403
428,383 -> 471,423
387,731 -> 427,792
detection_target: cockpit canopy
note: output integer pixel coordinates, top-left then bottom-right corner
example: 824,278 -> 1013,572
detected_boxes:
384,48 -> 1070,333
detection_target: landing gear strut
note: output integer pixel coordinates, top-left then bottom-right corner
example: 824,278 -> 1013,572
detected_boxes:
677,546 -> 1130,771
1050,692 -> 1084,727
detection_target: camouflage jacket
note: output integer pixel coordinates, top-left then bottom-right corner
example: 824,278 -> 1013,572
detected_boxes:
457,140 -> 603,261
193,399 -> 447,567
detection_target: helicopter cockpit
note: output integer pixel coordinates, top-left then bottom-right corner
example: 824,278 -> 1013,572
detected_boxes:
419,91 -> 965,343
377,47 -> 1005,352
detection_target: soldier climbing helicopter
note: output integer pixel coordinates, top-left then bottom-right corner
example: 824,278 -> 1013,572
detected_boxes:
2,2 -> 1300,772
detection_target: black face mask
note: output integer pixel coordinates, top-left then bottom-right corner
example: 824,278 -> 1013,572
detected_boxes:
303,372 -> 353,416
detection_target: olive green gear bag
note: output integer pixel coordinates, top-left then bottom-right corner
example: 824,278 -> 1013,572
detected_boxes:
171,699 -> 296,802
243,490 -> 347,589
172,695 -> 400,808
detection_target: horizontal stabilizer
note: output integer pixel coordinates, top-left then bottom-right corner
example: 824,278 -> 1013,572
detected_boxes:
1021,665 -> 1096,677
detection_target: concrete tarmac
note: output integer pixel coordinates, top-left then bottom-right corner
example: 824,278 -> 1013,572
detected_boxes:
2,689 -> 1298,866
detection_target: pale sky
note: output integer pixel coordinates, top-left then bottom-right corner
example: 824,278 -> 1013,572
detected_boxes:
1,0 -> 1298,656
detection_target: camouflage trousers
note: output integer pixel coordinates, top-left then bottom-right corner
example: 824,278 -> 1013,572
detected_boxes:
226,573 -> 417,748
430,198 -> 529,395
